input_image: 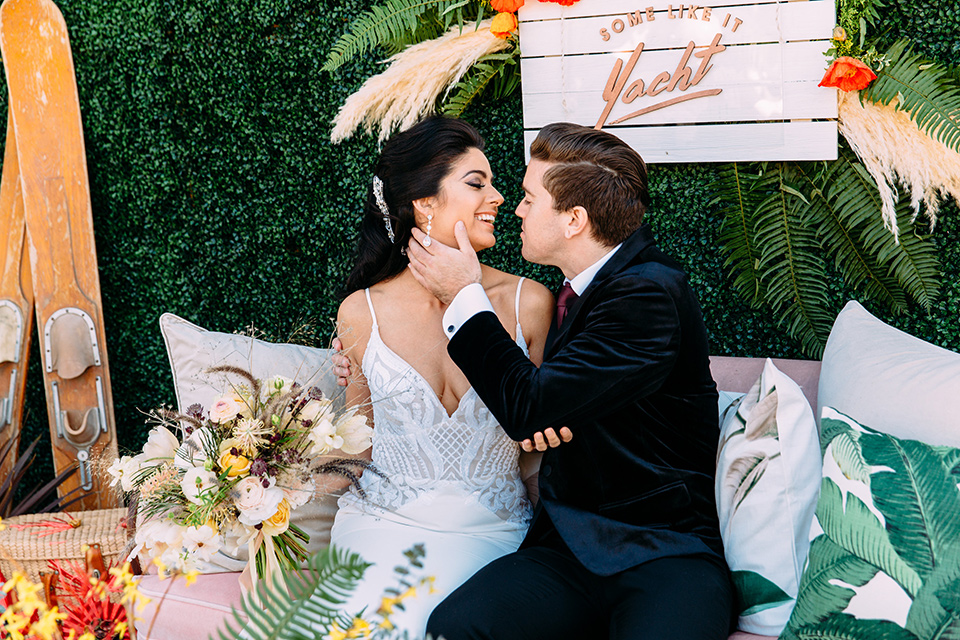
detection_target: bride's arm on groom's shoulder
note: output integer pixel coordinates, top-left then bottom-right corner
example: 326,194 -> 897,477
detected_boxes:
517,278 -> 554,369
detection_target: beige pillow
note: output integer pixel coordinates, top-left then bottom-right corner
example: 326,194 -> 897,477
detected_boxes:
157,313 -> 344,570
819,301 -> 960,446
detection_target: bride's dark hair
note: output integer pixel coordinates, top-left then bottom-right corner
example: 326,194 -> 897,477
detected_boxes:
344,117 -> 485,295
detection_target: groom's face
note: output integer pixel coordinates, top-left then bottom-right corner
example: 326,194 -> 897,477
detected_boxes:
515,159 -> 566,267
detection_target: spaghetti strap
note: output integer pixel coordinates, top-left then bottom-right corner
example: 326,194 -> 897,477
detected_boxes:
514,277 -> 525,322
363,288 -> 379,328
514,278 -> 526,349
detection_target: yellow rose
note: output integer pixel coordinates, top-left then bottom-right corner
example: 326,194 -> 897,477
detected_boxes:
490,12 -> 518,39
261,498 -> 290,536
217,440 -> 252,477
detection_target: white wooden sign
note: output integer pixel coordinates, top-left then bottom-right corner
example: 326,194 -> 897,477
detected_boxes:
518,0 -> 838,163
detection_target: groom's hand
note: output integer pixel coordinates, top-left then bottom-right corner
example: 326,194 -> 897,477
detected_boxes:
407,222 -> 482,304
521,427 -> 573,452
331,337 -> 351,386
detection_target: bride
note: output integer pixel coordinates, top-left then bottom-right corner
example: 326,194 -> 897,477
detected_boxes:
327,116 -> 554,636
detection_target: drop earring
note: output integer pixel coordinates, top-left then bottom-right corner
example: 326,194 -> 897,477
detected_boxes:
423,213 -> 433,247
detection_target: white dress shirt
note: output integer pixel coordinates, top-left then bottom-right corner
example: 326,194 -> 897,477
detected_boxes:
442,244 -> 622,339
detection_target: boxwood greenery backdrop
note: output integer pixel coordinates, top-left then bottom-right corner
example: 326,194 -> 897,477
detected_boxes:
2,0 -> 958,488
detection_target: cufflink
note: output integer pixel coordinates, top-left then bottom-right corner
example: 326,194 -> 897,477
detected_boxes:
447,325 -> 455,333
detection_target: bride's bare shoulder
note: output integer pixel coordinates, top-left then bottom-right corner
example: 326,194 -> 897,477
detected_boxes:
337,291 -> 374,353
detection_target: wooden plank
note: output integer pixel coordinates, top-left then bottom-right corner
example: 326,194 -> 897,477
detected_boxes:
518,2 -> 834,57
523,121 -> 839,163
519,0 -> 805,21
1,0 -> 119,510
520,41 -> 836,127
0,112 -> 34,483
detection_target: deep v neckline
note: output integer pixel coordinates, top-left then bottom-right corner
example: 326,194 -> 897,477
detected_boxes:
366,326 -> 476,420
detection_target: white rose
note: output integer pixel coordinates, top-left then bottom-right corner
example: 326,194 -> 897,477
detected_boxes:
297,398 -> 332,425
181,467 -> 219,505
141,426 -> 180,464
336,411 -> 374,455
135,517 -> 184,562
182,523 -> 221,562
107,455 -> 143,492
234,476 -> 285,526
209,394 -> 247,423
307,415 -> 339,456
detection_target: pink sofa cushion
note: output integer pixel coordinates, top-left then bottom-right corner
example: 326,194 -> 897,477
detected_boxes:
135,572 -> 245,640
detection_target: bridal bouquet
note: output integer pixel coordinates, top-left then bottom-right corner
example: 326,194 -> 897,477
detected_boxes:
110,366 -> 374,582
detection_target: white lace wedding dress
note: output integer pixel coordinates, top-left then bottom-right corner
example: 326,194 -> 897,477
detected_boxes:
327,282 -> 532,638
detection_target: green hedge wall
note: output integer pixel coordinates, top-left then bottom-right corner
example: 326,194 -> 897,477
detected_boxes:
3,0 -> 958,488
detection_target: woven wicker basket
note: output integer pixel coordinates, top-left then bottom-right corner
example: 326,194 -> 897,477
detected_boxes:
0,508 -> 128,584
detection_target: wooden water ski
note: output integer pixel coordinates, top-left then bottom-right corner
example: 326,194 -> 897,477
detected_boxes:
0,112 -> 34,483
0,0 -> 118,509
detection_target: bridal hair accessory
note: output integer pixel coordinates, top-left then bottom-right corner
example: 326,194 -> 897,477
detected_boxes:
372,175 -> 395,243
423,213 -> 433,248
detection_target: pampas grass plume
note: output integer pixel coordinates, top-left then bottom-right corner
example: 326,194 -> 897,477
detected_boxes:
838,90 -> 960,238
331,20 -> 510,143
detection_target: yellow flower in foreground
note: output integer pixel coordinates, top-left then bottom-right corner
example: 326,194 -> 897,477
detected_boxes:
330,617 -> 373,640
184,570 -> 200,586
490,11 -> 518,38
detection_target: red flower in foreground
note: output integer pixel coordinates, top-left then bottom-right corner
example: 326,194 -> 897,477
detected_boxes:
819,56 -> 877,92
539,0 -> 581,5
491,0 -> 524,12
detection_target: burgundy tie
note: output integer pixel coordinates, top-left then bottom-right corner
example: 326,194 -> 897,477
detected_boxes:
556,282 -> 578,328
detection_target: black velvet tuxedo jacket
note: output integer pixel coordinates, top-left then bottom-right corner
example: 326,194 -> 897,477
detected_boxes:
448,224 -> 723,576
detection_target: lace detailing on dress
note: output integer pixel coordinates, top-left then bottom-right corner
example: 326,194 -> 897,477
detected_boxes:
343,287 -> 532,526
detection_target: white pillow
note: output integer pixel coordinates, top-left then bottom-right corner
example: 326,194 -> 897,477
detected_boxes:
819,301 -> 960,446
157,313 -> 344,571
716,358 -> 822,636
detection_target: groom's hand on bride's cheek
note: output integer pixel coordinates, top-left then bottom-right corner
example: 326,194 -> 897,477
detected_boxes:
407,222 -> 482,304
521,427 -> 574,452
331,337 -> 352,387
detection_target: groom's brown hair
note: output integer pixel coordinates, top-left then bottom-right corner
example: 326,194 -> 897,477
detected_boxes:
530,123 -> 651,247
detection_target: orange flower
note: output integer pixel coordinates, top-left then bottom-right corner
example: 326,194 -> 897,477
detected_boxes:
490,11 -> 518,38
491,0 -> 524,11
818,56 -> 877,92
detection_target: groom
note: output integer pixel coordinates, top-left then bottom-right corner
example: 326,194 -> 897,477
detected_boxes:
406,122 -> 732,640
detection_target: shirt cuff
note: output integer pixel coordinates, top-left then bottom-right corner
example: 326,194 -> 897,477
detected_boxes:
442,282 -> 494,339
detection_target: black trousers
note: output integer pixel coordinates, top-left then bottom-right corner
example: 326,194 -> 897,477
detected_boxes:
426,528 -> 733,640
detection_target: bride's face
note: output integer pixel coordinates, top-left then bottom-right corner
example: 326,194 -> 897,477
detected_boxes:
415,147 -> 504,251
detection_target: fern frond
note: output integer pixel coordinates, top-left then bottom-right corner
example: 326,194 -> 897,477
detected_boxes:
442,49 -> 517,117
830,146 -> 941,309
753,163 -> 834,358
863,39 -> 960,153
795,160 -> 908,313
323,0 -> 464,73
215,545 -> 370,640
715,163 -> 765,307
